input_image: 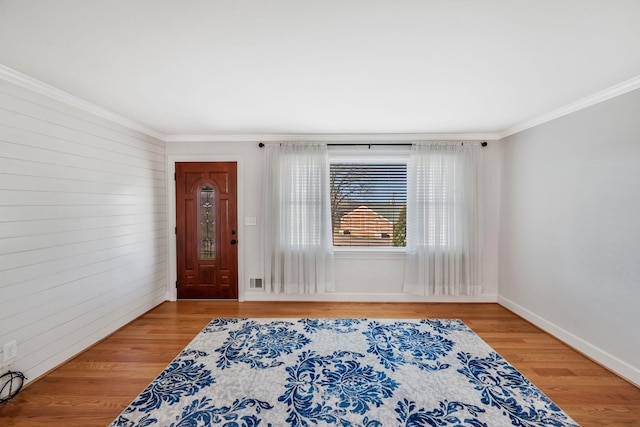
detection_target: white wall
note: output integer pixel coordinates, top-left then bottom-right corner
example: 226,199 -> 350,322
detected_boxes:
498,88 -> 640,386
0,77 -> 167,383
166,139 -> 500,302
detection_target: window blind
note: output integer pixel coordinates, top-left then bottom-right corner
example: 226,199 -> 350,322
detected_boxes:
330,163 -> 407,247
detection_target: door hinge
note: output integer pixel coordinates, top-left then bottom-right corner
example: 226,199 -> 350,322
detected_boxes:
175,226 -> 177,235
174,172 -> 176,181
175,280 -> 178,288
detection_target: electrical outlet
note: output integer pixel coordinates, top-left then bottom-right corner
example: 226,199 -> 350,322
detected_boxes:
3,340 -> 17,362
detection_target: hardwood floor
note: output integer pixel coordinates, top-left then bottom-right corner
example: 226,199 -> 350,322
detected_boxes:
1,301 -> 638,426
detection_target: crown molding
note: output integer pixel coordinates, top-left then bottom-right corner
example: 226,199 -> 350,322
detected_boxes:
0,64 -> 166,141
165,132 -> 503,143
501,74 -> 640,139
4,63 -> 638,143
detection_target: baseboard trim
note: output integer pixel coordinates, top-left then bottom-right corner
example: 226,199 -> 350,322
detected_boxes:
244,292 -> 497,303
498,295 -> 640,387
16,297 -> 167,387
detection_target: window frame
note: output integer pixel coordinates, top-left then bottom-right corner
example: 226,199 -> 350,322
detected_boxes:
328,146 -> 410,253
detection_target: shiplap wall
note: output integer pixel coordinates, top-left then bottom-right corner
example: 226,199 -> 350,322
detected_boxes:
0,77 -> 167,383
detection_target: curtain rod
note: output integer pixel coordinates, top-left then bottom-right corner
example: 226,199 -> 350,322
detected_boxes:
258,142 -> 487,148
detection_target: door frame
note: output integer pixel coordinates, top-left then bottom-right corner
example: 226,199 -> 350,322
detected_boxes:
167,154 -> 245,302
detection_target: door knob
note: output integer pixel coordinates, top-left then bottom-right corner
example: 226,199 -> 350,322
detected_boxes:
231,239 -> 237,245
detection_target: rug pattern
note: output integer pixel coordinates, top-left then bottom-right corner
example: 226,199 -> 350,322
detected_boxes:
110,318 -> 579,426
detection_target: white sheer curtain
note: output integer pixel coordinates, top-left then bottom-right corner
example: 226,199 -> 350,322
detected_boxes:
262,142 -> 335,294
404,143 -> 483,296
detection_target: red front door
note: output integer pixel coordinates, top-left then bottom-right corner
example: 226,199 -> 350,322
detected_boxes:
175,162 -> 238,299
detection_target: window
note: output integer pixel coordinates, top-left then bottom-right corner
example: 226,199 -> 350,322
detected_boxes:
198,184 -> 216,258
416,154 -> 452,247
284,161 -> 326,247
330,161 -> 407,248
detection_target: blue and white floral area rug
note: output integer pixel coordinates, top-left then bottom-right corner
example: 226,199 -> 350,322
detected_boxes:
111,318 -> 580,427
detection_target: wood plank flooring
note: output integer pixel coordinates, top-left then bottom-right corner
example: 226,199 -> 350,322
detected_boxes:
1,301 -> 638,426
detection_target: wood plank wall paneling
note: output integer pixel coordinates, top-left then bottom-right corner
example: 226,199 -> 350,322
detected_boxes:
0,77 -> 168,384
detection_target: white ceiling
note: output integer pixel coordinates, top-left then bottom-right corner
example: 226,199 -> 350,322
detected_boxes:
1,0 -> 639,137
